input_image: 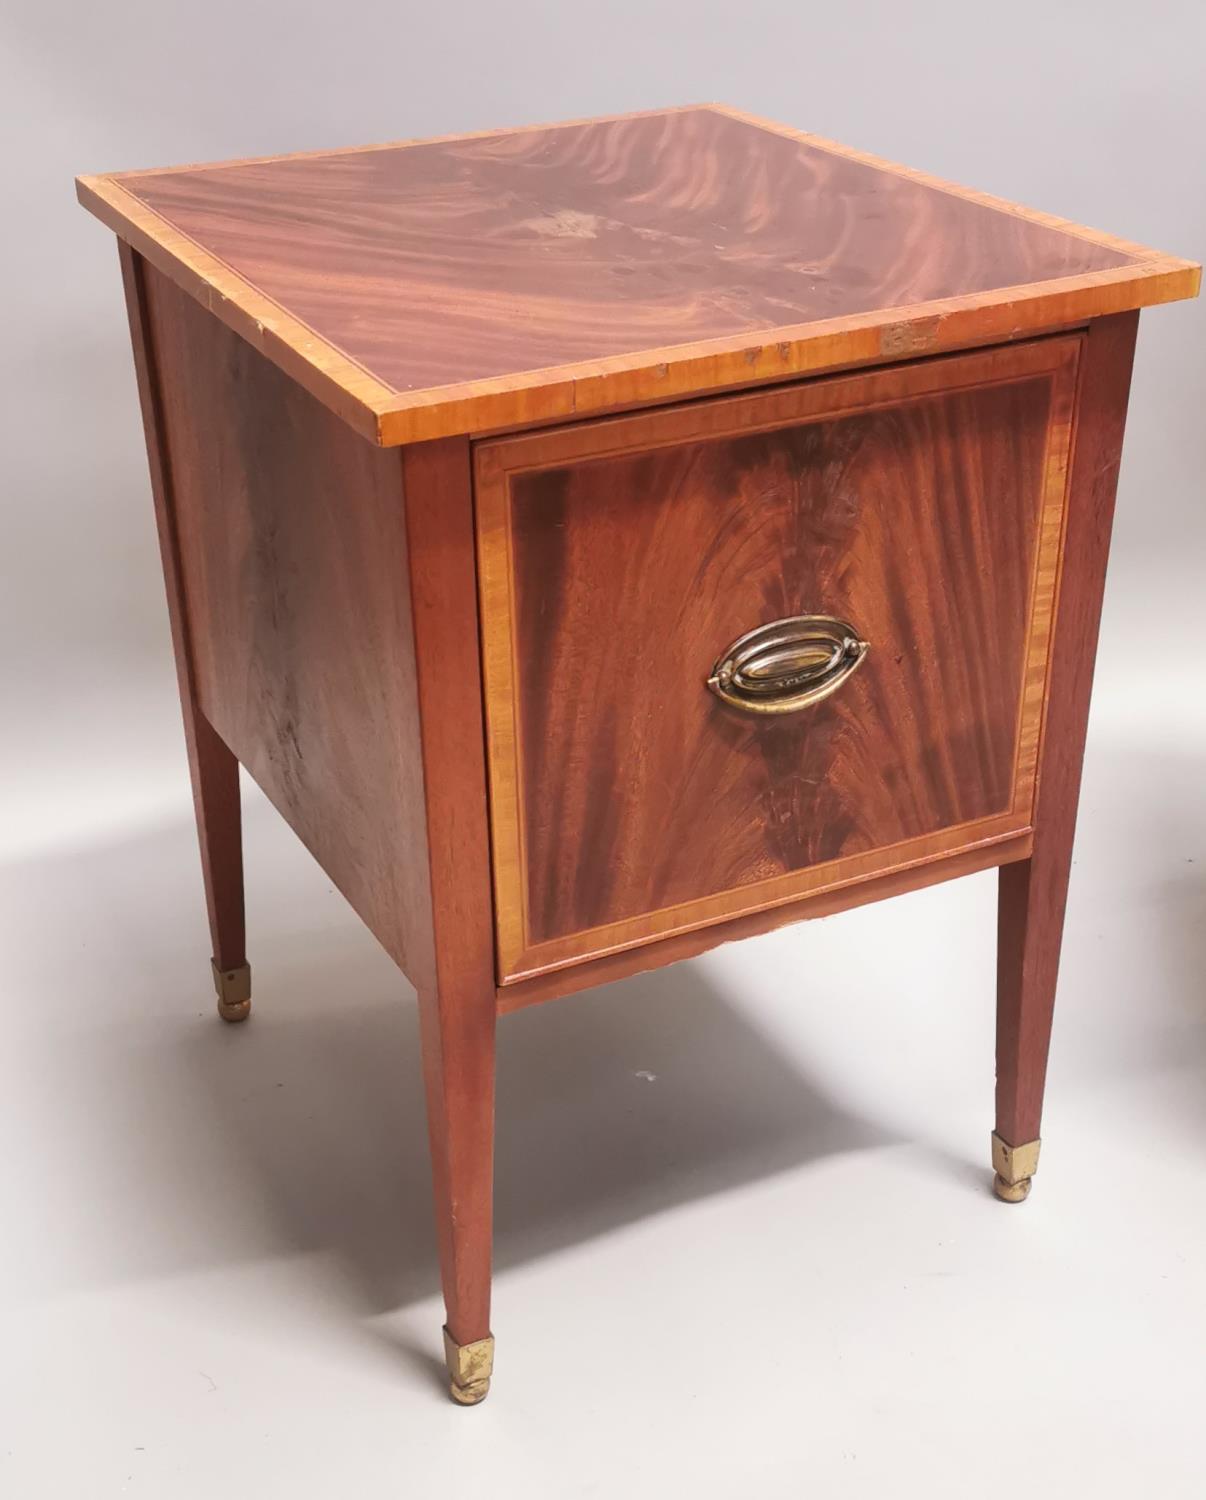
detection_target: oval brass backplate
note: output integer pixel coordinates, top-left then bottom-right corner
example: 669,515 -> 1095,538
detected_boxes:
707,615 -> 869,715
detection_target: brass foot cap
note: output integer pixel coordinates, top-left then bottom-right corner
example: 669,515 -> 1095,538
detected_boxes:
443,1327 -> 493,1406
212,960 -> 252,1023
993,1173 -> 1032,1204
991,1132 -> 1040,1204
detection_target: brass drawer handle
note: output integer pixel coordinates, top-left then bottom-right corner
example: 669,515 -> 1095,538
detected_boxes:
707,615 -> 869,715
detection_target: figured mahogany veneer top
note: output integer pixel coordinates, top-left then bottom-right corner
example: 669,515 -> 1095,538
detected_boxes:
77,105 -> 1198,444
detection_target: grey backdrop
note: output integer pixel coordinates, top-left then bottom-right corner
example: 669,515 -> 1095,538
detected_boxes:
2,5 -> 1203,1494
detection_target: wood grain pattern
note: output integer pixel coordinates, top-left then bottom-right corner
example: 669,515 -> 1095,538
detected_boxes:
996,311 -> 1139,1147
119,242 -> 247,975
477,338 -> 1079,982
77,106 -> 1198,445
120,110 -> 1130,391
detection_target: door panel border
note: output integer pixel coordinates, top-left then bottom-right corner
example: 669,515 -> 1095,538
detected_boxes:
475,337 -> 1081,984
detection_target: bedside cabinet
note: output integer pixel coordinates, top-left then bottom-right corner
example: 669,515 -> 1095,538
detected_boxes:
77,105 -> 1198,1404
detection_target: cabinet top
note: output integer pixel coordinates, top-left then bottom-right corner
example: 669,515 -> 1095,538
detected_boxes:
78,104 -> 1197,446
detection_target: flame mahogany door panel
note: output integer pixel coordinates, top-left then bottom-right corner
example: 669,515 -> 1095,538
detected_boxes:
476,337 -> 1080,984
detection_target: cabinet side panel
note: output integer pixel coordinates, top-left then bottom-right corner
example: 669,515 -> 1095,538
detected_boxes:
140,258 -> 430,978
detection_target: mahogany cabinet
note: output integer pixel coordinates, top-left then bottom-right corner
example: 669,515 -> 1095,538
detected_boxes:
77,105 -> 1198,1403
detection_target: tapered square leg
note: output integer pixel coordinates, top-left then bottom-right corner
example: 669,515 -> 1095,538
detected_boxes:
120,241 -> 249,1024
402,438 -> 500,1401
190,711 -> 248,1021
993,312 -> 1138,1200
995,855 -> 1055,1198
418,977 -> 496,1403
